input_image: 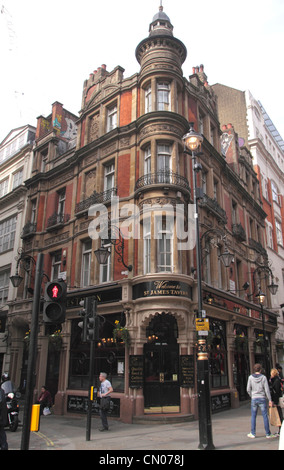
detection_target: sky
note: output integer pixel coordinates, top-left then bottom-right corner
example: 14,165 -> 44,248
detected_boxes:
1,0 -> 284,145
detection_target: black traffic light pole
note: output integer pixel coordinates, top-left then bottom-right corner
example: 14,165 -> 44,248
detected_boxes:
86,297 -> 97,441
21,253 -> 44,450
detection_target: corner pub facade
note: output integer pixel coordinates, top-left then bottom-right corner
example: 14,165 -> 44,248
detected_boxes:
7,6 -> 279,422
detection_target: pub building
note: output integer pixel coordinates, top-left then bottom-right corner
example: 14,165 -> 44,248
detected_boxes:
7,5 -> 278,422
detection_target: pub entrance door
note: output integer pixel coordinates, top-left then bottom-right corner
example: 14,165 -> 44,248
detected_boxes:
144,313 -> 180,412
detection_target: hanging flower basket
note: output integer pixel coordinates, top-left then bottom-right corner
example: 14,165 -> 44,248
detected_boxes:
24,330 -> 30,351
49,330 -> 63,351
113,321 -> 131,347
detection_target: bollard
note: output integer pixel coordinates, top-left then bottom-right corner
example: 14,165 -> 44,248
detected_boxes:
30,404 -> 41,432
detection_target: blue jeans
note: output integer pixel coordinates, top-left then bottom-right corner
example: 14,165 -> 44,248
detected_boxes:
251,398 -> 271,436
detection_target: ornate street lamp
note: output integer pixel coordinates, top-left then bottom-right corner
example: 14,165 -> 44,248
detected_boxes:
10,249 -> 36,288
200,228 -> 234,269
183,124 -> 215,450
94,224 -> 133,272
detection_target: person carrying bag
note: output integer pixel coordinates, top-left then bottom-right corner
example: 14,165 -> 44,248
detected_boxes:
269,368 -> 284,435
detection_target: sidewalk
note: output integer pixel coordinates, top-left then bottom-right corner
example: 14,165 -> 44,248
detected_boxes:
6,402 -> 280,451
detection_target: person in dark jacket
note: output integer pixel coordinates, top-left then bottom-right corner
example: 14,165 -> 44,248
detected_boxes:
36,386 -> 52,415
270,368 -> 283,435
0,388 -> 8,450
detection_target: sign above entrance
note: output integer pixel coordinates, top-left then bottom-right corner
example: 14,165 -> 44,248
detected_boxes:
133,280 -> 192,300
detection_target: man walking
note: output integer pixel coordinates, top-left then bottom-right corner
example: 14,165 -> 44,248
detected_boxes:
247,363 -> 275,439
98,372 -> 113,432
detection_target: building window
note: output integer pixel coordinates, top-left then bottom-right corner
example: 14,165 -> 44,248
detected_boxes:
0,269 -> 10,305
51,251 -> 62,281
143,217 -> 151,274
81,240 -> 92,287
144,145 -> 151,184
57,189 -> 66,218
145,85 -> 152,113
31,200 -> 37,224
41,149 -> 48,172
0,178 -> 9,198
157,143 -> 171,182
156,216 -> 173,272
0,215 -> 17,253
276,220 -> 283,246
266,223 -> 274,250
201,170 -> 207,195
12,168 -> 23,189
271,181 -> 279,203
157,82 -> 170,111
104,162 -> 115,196
100,240 -> 111,283
209,319 -> 228,389
107,104 -> 117,132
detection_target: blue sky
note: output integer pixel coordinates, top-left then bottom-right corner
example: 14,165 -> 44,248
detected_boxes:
1,0 -> 284,144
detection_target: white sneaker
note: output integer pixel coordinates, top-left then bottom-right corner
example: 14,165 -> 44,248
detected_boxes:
247,433 -> 256,438
266,434 -> 276,438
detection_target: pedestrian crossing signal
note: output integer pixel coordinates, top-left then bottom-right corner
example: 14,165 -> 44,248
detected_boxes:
43,281 -> 67,323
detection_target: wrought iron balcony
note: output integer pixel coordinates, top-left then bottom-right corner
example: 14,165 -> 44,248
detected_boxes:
232,223 -> 246,242
75,188 -> 117,215
21,222 -> 37,238
47,212 -> 70,229
134,170 -> 190,194
199,194 -> 227,224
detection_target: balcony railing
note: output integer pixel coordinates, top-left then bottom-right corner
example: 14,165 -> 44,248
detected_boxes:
47,212 -> 70,229
232,223 -> 246,242
199,194 -> 227,224
21,222 -> 37,238
75,188 -> 117,215
135,171 -> 190,193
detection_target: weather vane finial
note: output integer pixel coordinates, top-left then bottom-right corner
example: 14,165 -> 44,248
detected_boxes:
159,0 -> 163,11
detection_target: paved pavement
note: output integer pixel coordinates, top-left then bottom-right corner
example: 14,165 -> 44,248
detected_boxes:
5,402 -> 281,452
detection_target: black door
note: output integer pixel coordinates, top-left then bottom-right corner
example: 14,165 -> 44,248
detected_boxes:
144,314 -> 180,410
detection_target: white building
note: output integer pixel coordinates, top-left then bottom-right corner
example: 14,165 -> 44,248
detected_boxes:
213,83 -> 284,367
0,125 -> 35,375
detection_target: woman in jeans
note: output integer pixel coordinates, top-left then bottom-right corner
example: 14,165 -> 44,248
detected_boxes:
269,368 -> 283,436
247,363 -> 275,439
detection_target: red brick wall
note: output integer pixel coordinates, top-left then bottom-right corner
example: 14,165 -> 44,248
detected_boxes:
120,91 -> 132,127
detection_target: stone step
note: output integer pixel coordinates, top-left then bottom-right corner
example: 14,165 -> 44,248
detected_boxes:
133,413 -> 194,425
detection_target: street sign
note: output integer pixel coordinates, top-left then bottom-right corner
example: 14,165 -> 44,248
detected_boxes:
195,318 -> 209,331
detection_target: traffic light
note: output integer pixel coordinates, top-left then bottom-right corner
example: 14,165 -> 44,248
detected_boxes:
43,280 -> 67,323
78,298 -> 90,342
87,298 -> 98,341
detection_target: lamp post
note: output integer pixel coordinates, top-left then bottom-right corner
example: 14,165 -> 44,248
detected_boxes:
256,289 -> 270,377
10,251 -> 51,450
10,253 -> 44,450
253,265 -> 278,378
183,124 -> 215,450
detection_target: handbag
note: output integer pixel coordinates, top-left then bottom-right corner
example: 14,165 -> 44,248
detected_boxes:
269,406 -> 281,427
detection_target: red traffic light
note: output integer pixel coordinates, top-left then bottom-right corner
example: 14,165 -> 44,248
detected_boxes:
52,285 -> 59,298
46,282 -> 65,301
43,281 -> 67,324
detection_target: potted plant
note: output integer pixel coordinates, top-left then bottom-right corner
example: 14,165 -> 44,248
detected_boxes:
113,320 -> 131,347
